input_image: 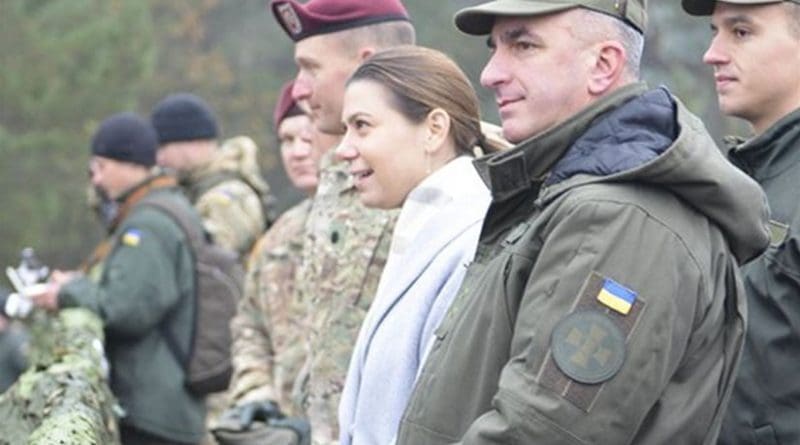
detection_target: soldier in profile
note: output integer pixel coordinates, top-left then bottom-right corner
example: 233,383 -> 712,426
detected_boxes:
264,0 -> 417,442
151,93 -> 274,263
394,1 -> 771,444
32,112 -> 205,445
214,82 -> 328,443
682,0 -> 800,442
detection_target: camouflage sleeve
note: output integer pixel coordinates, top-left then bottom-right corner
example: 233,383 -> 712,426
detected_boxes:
228,201 -> 310,410
195,180 -> 266,260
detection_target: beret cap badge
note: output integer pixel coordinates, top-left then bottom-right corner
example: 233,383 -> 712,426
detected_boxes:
276,3 -> 303,36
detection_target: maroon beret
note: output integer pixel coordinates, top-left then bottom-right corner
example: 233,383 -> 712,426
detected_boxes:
271,0 -> 410,42
273,81 -> 304,131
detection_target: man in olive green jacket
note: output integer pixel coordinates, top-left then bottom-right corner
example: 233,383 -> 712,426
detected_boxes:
396,1 -> 771,444
33,113 -> 205,445
683,0 -> 800,443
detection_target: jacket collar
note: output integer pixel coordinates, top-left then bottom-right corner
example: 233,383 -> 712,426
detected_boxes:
729,107 -> 800,180
475,83 -> 648,202
112,173 -> 177,230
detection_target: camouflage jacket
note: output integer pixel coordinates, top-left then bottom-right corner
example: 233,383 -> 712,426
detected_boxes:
227,198 -> 311,413
184,136 -> 274,262
293,150 -> 396,445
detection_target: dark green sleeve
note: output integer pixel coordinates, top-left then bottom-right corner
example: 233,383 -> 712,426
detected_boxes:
460,199 -> 708,444
59,219 -> 185,338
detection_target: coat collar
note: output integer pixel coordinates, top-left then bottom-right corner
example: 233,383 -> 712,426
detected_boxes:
474,83 -> 648,203
729,107 -> 800,180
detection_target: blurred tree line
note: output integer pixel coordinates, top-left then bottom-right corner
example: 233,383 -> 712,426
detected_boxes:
0,0 -> 749,269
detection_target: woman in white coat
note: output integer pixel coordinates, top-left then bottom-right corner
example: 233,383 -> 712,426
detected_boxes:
336,46 -> 495,445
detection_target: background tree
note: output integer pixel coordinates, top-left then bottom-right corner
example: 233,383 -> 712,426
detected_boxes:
0,1 -> 748,270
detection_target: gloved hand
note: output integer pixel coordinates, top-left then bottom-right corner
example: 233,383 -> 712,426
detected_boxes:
236,400 -> 283,427
269,416 -> 311,445
213,400 -> 311,445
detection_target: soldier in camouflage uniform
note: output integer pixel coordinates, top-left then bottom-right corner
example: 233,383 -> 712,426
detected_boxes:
151,93 -> 274,263
267,0 -> 418,442
225,82 -> 322,413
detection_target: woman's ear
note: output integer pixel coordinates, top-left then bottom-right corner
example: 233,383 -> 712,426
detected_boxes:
358,47 -> 375,62
425,108 -> 451,154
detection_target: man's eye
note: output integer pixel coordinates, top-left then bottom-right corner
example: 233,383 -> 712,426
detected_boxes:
733,27 -> 751,39
354,120 -> 369,130
512,41 -> 536,52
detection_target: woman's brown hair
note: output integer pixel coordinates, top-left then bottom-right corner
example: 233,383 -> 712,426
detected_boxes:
347,45 -> 485,155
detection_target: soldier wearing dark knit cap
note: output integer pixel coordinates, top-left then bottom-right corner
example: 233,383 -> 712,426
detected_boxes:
31,112 -> 206,445
151,93 -> 275,263
391,1 -> 771,444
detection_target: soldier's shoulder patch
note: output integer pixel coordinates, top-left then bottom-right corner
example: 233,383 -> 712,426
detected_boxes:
551,310 -> 626,385
121,228 -> 142,247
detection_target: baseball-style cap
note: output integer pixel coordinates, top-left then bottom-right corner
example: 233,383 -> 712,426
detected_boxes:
682,0 -> 800,15
270,0 -> 410,42
455,0 -> 648,35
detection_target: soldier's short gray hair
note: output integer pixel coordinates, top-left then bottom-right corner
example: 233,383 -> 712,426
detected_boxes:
573,8 -> 644,80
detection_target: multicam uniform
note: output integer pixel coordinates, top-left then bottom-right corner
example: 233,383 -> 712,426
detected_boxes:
293,150 -> 396,445
228,198 -> 312,413
183,136 -> 274,262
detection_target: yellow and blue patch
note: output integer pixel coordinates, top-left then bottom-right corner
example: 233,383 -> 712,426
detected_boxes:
121,229 -> 142,247
596,277 -> 637,315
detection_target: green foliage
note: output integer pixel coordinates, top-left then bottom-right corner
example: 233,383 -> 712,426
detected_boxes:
0,0 -> 154,268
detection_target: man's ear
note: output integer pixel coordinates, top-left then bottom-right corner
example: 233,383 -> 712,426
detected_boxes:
588,41 -> 627,96
425,108 -> 451,154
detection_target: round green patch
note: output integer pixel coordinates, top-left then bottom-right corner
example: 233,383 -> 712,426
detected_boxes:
551,310 -> 626,385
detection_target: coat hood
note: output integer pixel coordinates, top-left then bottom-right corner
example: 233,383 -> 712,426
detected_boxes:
479,85 -> 770,263
192,136 -> 270,195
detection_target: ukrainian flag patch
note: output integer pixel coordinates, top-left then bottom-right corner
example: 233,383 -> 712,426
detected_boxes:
121,229 -> 142,247
596,277 -> 637,315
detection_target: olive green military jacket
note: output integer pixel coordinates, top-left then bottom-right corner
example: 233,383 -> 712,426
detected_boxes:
396,85 -> 770,445
719,107 -> 800,444
185,136 -> 273,262
59,184 -> 205,444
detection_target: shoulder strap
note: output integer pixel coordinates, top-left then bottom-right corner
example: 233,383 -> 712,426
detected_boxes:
137,194 -> 204,254
189,171 -> 241,202
191,171 -> 277,226
135,195 -> 200,369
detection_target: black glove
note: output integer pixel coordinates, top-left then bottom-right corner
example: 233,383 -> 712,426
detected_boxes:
213,400 -> 311,445
236,400 -> 283,428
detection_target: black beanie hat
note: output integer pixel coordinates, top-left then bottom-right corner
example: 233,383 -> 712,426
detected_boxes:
91,112 -> 157,166
151,93 -> 219,144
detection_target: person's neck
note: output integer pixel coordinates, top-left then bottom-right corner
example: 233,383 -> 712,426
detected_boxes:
751,102 -> 800,136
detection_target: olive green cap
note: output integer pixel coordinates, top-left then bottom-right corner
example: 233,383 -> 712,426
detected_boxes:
683,0 -> 800,16
455,0 -> 648,35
